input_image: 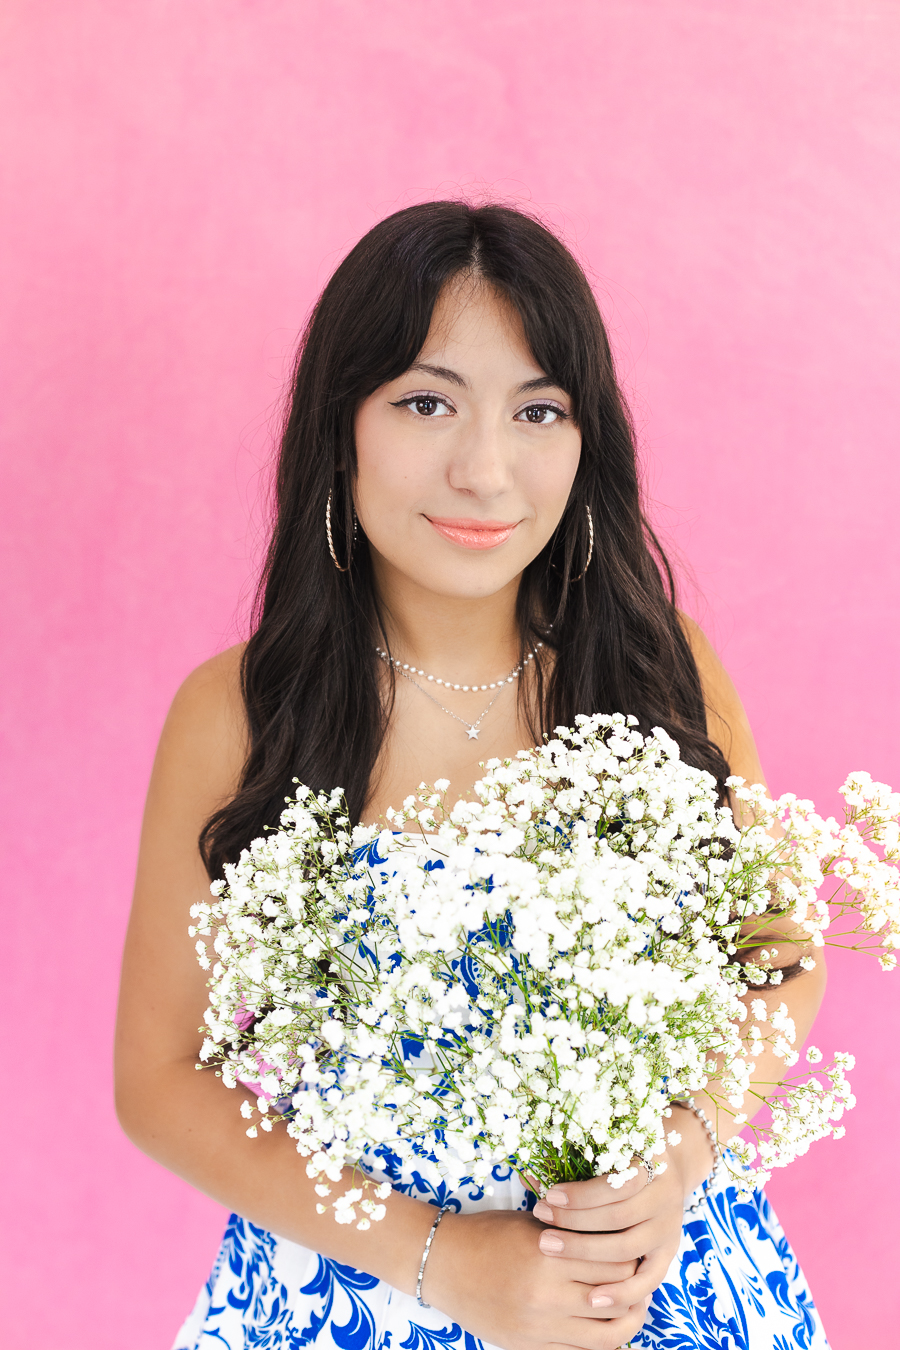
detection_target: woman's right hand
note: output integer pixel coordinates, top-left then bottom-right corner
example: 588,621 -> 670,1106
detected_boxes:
424,1209 -> 647,1350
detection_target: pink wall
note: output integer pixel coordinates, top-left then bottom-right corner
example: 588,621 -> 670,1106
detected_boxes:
2,2 -> 898,1345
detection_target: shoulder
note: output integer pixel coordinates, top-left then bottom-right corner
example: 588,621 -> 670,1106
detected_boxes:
677,613 -> 767,789
677,614 -> 734,714
168,642 -> 246,723
153,643 -> 249,816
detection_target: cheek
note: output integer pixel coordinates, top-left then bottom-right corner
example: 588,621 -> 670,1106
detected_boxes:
527,438 -> 582,517
353,406 -> 434,536
355,444 -> 428,526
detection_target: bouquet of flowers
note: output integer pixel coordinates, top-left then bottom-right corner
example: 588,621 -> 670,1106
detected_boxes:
191,714 -> 900,1229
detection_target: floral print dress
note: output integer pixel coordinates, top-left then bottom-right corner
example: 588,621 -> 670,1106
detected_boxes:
176,830 -> 829,1350
173,1150 -> 829,1350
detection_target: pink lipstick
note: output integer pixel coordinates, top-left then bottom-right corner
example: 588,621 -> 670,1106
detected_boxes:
425,517 -> 518,550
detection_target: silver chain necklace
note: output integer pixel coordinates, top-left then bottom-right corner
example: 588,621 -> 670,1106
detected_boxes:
375,642 -> 543,740
395,667 -> 501,739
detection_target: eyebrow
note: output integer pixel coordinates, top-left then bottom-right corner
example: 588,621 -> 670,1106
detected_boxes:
407,364 -> 565,397
408,362 -> 468,388
515,376 -> 562,395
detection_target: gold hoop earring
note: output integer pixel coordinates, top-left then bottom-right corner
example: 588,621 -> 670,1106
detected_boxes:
326,489 -> 356,572
570,504 -> 594,582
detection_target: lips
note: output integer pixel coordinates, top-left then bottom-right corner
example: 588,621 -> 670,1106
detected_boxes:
425,517 -> 518,550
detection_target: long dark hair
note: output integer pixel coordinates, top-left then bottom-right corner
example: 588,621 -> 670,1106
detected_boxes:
201,201 -> 729,879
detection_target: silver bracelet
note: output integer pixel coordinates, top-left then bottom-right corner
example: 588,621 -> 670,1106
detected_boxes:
672,1097 -> 722,1210
416,1205 -> 451,1308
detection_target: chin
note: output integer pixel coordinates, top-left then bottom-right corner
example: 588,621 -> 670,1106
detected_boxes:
408,562 -> 519,600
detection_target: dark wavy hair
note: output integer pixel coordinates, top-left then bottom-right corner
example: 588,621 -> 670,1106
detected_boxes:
201,201 -> 729,879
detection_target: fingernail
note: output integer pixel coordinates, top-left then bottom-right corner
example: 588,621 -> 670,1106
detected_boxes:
544,1187 -> 569,1206
539,1232 -> 564,1254
590,1293 -> 614,1308
533,1201 -> 554,1223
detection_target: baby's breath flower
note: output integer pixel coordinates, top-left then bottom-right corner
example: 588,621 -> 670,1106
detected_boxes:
192,715 -> 898,1220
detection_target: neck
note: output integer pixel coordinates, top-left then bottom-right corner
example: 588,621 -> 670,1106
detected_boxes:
372,559 -> 523,685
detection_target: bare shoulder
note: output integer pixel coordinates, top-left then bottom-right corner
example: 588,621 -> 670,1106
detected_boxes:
128,643 -> 249,954
151,642 -> 249,823
677,613 -> 767,788
167,642 -> 246,732
119,644 -> 251,1076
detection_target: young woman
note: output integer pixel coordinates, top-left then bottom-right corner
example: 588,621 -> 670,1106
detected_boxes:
116,202 -> 830,1350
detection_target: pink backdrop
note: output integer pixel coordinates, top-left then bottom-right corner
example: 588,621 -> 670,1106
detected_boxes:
2,2 -> 898,1346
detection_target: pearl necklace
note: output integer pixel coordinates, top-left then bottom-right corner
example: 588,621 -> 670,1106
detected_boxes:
374,642 -> 542,692
374,642 -> 544,739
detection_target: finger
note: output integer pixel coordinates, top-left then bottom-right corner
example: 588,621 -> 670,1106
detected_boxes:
535,1172 -> 681,1233
553,1298 -> 652,1349
562,1219 -> 659,1269
534,1195 -> 654,1233
538,1272 -> 649,1324
539,1171 -> 649,1216
587,1247 -> 673,1316
539,1228 -> 639,1276
531,1236 -> 655,1288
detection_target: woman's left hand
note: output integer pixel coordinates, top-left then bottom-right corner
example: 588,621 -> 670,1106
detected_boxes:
530,1105 -> 716,1318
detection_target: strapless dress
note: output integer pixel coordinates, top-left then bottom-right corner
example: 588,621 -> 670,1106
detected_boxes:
174,1155 -> 828,1350
175,836 -> 829,1350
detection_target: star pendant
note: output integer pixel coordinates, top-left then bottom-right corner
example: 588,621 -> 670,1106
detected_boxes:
466,725 -> 480,740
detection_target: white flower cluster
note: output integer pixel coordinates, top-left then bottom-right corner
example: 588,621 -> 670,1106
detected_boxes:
732,771 -> 900,971
190,716 -> 899,1227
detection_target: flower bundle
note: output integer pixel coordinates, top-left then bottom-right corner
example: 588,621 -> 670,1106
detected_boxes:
191,714 -> 900,1228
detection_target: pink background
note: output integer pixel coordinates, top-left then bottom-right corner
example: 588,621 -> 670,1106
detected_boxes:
2,2 -> 898,1346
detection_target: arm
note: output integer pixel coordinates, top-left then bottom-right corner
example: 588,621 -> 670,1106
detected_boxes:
115,649 -> 438,1282
115,650 -> 648,1350
679,614 -> 827,1128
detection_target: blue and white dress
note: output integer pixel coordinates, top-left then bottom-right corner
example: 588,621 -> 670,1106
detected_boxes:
175,835 -> 830,1350
174,1156 -> 828,1350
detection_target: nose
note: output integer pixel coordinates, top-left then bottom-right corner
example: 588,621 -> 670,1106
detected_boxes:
446,411 -> 515,500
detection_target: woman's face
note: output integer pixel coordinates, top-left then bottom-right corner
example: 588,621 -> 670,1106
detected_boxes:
354,278 -> 582,602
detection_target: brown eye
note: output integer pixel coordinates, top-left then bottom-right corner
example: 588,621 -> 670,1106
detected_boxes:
391,395 -> 454,417
517,404 -> 564,425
